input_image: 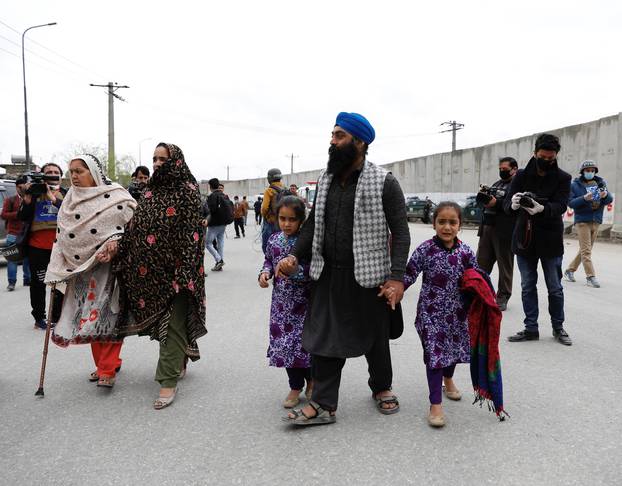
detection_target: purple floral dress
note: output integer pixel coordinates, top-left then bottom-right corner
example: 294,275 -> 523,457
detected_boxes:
404,237 -> 477,369
261,231 -> 311,369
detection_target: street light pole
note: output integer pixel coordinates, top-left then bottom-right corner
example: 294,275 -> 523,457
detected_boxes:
22,22 -> 57,173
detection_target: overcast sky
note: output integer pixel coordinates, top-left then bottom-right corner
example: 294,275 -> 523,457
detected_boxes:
1,0 -> 621,181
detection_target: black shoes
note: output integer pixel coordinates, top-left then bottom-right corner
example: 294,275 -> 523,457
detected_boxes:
508,328 -> 573,346
497,301 -> 507,312
553,328 -> 573,346
7,283 -> 15,291
508,330 -> 539,342
211,260 -> 225,271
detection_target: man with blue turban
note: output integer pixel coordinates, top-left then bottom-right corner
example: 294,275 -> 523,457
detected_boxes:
279,112 -> 411,426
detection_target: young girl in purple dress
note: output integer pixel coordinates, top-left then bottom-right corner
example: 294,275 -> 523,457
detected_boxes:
259,196 -> 312,409
404,201 -> 477,428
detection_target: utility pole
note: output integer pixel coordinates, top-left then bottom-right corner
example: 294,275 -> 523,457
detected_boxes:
227,165 -> 230,180
90,82 -> 129,179
440,120 -> 464,152
285,153 -> 299,174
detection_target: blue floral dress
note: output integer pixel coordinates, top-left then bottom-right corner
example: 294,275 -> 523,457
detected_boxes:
404,237 -> 477,369
261,231 -> 311,368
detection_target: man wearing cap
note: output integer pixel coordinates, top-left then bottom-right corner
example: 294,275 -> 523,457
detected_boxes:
564,160 -> 613,288
260,168 -> 285,253
279,112 -> 410,426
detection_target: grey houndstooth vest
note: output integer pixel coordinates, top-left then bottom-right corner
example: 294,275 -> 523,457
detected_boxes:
310,160 -> 390,288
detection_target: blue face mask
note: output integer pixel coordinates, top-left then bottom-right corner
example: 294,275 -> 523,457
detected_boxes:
583,172 -> 595,180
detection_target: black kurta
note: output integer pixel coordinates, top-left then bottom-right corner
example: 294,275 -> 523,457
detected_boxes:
292,169 -> 410,358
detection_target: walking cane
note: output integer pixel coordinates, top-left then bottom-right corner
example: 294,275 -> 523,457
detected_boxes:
35,283 -> 57,397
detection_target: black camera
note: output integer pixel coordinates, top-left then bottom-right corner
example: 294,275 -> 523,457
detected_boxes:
476,184 -> 505,205
519,192 -> 547,209
24,172 -> 60,197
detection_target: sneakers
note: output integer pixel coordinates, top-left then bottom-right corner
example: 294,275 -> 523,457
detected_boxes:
234,236 -> 241,239
564,270 -> 576,282
211,260 -> 224,271
553,328 -> 573,346
7,283 -> 15,291
586,276 -> 600,288
508,329 -> 539,342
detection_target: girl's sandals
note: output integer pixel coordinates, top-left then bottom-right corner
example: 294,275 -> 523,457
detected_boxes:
97,376 -> 115,388
428,407 -> 446,428
373,393 -> 400,415
154,388 -> 177,410
283,400 -> 336,426
443,386 -> 462,401
283,396 -> 300,409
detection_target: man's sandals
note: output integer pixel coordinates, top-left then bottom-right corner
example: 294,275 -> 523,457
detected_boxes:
283,401 -> 336,426
373,393 -> 400,415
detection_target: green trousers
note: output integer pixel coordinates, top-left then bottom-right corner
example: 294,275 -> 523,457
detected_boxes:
155,292 -> 189,388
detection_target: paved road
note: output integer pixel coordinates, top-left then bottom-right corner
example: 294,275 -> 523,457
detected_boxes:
1,223 -> 620,485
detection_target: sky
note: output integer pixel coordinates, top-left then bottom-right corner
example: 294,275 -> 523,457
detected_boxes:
1,0 -> 621,181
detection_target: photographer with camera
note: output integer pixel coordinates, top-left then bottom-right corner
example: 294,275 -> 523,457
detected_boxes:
564,160 -> 613,288
504,134 -> 572,346
475,157 -> 518,311
17,162 -> 67,330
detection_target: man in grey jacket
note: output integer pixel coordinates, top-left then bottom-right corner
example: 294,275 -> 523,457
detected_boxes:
278,112 -> 410,426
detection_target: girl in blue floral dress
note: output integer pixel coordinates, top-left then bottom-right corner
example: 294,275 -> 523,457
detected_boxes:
259,196 -> 312,409
404,201 -> 478,428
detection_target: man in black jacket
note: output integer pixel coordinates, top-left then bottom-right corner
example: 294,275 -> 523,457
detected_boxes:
476,157 -> 518,311
504,134 -> 572,345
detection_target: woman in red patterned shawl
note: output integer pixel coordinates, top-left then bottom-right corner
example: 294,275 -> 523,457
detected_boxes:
111,142 -> 206,409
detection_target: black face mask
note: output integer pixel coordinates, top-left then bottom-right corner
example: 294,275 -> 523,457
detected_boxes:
536,157 -> 555,173
327,141 -> 358,177
499,169 -> 512,180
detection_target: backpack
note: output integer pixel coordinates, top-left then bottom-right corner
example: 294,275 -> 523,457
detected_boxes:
216,195 -> 234,225
268,184 -> 293,219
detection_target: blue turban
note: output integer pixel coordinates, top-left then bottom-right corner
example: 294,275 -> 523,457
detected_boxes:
335,112 -> 375,145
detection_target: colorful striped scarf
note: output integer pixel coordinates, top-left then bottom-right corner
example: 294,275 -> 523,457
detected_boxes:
461,268 -> 508,420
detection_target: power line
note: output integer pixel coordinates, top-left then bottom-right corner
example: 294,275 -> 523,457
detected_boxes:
0,20 -> 106,79
0,43 -> 72,78
0,44 -> 19,58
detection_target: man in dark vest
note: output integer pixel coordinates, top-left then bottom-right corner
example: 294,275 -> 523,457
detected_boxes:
278,112 -> 410,426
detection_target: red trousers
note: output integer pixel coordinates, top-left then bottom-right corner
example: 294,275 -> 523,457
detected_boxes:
91,341 -> 123,378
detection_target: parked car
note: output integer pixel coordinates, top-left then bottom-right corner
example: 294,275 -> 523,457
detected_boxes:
406,198 -> 435,223
461,195 -> 482,225
0,179 -> 18,264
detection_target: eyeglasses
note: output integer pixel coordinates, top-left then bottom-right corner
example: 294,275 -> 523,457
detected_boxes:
152,156 -> 168,163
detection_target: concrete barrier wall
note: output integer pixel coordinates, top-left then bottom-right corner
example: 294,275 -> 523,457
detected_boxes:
203,113 -> 622,236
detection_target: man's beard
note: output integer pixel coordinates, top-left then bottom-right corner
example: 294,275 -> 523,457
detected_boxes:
327,141 -> 359,176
